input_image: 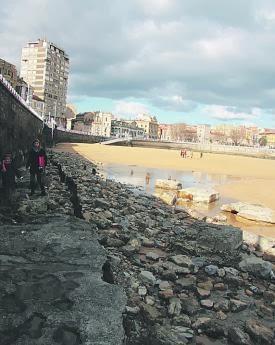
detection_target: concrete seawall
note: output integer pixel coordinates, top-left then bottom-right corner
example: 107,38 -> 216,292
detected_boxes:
0,76 -> 104,159
0,76 -> 43,158
113,139 -> 275,158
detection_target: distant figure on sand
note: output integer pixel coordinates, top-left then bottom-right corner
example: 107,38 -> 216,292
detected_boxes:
180,149 -> 187,158
26,139 -> 47,196
145,172 -> 150,184
200,152 -> 203,158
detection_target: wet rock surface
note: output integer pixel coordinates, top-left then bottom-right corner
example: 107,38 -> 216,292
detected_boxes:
0,162 -> 126,344
1,150 -> 275,344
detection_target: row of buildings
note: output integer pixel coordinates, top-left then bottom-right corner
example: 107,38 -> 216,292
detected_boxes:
159,123 -> 275,147
71,111 -> 275,147
72,113 -> 159,139
0,38 -> 69,127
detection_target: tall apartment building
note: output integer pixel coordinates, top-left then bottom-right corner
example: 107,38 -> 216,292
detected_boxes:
197,124 -> 211,143
20,38 -> 69,127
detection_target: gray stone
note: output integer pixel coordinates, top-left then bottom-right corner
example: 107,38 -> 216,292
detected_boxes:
239,257 -> 272,279
138,286 -> 147,296
176,276 -> 197,290
172,314 -> 191,327
228,327 -> 251,345
197,226 -> 242,262
159,280 -> 171,291
224,266 -> 239,276
146,251 -> 160,261
205,265 -> 219,276
139,270 -> 157,285
105,237 -> 125,248
155,325 -> 192,345
196,288 -> 211,298
214,299 -> 230,312
200,299 -> 214,309
0,215 -> 126,345
145,296 -> 155,305
162,261 -> 191,274
193,317 -> 211,330
230,299 -> 248,312
245,319 -> 274,345
181,298 -> 200,316
170,255 -> 193,268
168,297 -> 182,316
141,303 -> 161,321
95,198 -> 109,209
126,306 -> 140,315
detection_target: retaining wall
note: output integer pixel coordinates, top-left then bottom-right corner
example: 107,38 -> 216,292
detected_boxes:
129,140 -> 275,158
0,76 -> 104,160
0,77 -> 44,159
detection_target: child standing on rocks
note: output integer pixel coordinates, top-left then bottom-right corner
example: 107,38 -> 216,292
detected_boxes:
0,153 -> 20,204
26,139 -> 47,196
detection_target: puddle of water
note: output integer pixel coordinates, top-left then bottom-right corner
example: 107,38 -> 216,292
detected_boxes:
103,163 -> 242,193
102,163 -> 275,238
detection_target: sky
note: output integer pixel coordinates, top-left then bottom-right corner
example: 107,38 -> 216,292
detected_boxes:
1,0 -> 275,127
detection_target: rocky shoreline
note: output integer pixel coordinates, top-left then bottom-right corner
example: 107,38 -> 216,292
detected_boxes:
1,150 -> 274,344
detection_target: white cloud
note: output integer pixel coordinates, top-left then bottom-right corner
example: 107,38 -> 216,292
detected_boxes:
114,101 -> 149,118
1,0 -> 275,124
204,105 -> 260,122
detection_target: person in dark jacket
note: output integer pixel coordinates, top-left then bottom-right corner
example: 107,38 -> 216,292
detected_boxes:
1,153 -> 20,204
26,139 -> 47,196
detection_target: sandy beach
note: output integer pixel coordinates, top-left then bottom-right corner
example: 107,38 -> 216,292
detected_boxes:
55,142 -> 275,238
55,142 -> 275,209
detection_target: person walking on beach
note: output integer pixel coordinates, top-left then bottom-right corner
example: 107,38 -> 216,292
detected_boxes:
26,139 -> 47,196
145,172 -> 150,184
183,149 -> 187,158
0,153 -> 20,204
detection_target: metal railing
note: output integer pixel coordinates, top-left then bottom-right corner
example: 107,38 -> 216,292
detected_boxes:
0,74 -> 43,121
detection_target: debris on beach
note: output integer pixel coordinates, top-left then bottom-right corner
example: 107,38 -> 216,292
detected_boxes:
155,178 -> 182,190
221,201 -> 275,224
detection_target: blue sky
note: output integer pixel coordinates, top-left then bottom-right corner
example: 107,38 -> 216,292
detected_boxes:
74,96 -> 274,127
1,0 -> 275,127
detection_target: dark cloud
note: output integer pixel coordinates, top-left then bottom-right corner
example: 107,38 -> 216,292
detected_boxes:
1,0 -> 275,121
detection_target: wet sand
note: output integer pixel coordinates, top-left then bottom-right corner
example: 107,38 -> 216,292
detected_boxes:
55,142 -> 275,216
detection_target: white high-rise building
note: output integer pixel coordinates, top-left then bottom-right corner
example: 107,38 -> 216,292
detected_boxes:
197,124 -> 211,143
20,38 -> 69,127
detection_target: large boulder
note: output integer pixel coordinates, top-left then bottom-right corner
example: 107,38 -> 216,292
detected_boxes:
155,179 -> 182,190
221,202 -> 275,224
177,187 -> 219,203
155,190 -> 177,205
239,257 -> 272,279
243,231 -> 275,257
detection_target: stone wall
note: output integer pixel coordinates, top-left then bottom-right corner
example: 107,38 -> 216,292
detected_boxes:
0,79 -> 104,159
0,79 -> 43,159
53,128 -> 105,144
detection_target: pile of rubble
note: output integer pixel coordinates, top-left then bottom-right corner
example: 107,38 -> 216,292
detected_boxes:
41,151 -> 274,345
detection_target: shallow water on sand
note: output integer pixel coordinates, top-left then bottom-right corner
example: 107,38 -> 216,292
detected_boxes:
102,163 -> 275,239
